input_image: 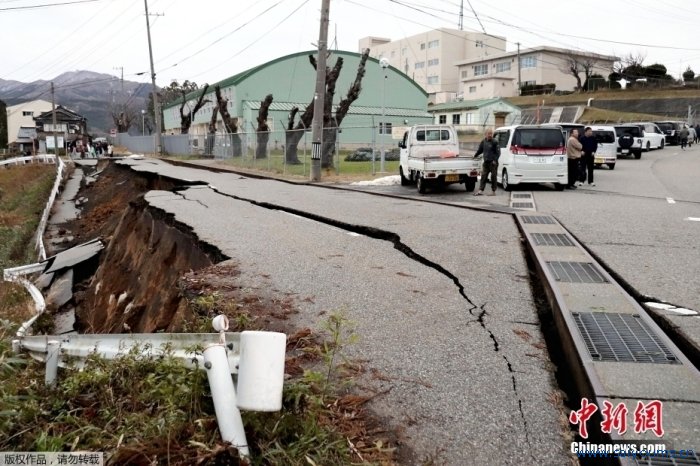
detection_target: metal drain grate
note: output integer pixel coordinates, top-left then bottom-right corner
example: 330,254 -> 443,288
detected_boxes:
512,202 -> 534,208
573,312 -> 680,364
512,193 -> 532,199
521,215 -> 555,224
532,233 -> 574,247
547,261 -> 608,283
635,453 -> 700,466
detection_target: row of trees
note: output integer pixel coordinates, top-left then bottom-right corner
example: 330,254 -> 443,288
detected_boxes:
559,52 -> 698,94
128,49 -> 370,168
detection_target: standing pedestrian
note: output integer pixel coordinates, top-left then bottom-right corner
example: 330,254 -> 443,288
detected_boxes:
107,143 -> 113,156
579,127 -> 598,187
473,128 -> 501,196
679,126 -> 689,150
694,124 -> 700,144
566,129 -> 582,189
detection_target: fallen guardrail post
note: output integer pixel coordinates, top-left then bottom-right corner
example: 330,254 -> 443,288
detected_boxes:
11,316 -> 286,459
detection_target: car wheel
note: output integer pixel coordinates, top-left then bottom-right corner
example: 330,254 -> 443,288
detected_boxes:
417,175 -> 426,194
465,177 -> 476,192
660,140 -> 665,149
594,164 -> 602,169
555,183 -> 565,191
502,169 -> 512,191
608,163 -> 615,170
400,166 -> 410,186
634,151 -> 642,159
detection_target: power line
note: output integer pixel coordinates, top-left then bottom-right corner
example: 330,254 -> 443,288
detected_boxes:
156,0 -> 287,76
186,0 -> 310,81
0,0 -> 101,11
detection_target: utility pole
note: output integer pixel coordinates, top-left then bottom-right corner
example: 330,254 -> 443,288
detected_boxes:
458,0 -> 463,30
51,82 -> 59,159
310,0 -> 330,182
113,66 -> 124,95
144,0 -> 162,156
516,42 -> 522,95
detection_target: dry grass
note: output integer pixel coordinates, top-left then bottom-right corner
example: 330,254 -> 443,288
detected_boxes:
578,107 -> 665,124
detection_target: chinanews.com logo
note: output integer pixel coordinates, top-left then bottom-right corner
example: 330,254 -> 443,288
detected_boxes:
568,398 -> 696,460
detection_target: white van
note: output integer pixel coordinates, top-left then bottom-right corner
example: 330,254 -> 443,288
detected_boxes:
588,125 -> 618,170
493,125 -> 568,191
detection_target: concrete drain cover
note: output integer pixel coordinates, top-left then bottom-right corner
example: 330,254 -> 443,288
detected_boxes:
521,215 -> 555,224
512,202 -> 534,209
634,450 -> 700,465
532,233 -> 574,247
573,312 -> 680,364
512,193 -> 532,198
547,261 -> 608,283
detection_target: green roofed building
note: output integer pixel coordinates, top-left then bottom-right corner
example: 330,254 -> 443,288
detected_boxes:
161,50 -> 432,149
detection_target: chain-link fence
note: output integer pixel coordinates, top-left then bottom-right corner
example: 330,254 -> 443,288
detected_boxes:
120,125 -> 405,177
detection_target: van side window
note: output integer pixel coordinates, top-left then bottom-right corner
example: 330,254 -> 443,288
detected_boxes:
495,131 -> 509,148
416,130 -> 425,141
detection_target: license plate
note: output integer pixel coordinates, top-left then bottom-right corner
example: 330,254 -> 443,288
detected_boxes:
444,174 -> 459,182
621,149 -> 629,154
594,157 -> 604,164
532,157 -> 547,164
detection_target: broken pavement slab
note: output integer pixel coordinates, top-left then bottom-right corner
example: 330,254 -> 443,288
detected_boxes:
42,238 -> 103,275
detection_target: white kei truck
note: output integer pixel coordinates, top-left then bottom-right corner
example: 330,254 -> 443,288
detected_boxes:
398,125 -> 481,194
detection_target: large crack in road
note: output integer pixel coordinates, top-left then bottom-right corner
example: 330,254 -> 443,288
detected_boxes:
193,183 -> 536,452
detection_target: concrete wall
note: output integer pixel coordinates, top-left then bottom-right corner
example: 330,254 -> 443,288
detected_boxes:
6,99 -> 52,144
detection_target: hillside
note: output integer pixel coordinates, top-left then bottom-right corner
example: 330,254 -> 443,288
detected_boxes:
0,71 -> 151,134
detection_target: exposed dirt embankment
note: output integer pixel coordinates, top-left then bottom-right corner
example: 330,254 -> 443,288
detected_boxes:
74,197 -> 227,333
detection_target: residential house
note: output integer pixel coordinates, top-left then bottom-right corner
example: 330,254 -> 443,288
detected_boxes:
455,46 -> 617,100
428,98 -> 522,131
6,99 -> 52,153
359,28 -> 506,104
34,106 -> 88,153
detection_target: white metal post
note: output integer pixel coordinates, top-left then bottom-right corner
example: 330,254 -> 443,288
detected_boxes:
46,340 -> 60,386
203,344 -> 249,457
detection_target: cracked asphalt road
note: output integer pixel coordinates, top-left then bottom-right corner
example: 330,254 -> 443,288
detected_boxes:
122,159 -> 572,465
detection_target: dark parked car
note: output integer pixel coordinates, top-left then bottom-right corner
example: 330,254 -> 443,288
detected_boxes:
654,121 -> 687,146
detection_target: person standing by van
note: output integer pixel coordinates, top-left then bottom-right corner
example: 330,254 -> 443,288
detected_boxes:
579,127 -> 598,186
473,128 -> 501,196
679,126 -> 689,149
566,129 -> 582,189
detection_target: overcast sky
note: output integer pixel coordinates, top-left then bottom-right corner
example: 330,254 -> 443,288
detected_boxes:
1,0 -> 697,89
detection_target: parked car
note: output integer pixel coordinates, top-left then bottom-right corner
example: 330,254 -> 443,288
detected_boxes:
588,125 -> 618,170
492,125 -> 567,191
614,125 -> 643,159
654,121 -> 686,146
542,123 -> 585,142
398,125 -> 481,193
631,122 -> 665,151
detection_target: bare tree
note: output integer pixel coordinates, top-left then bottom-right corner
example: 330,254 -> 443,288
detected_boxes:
561,53 -> 602,92
179,84 -> 210,134
322,49 -> 370,168
255,94 -> 273,159
205,106 -> 218,156
284,49 -> 370,168
111,106 -> 137,133
613,52 -> 647,86
214,85 -> 241,157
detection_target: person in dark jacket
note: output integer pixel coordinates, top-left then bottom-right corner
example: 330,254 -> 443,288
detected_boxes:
473,128 -> 500,196
579,127 -> 598,186
694,124 -> 700,144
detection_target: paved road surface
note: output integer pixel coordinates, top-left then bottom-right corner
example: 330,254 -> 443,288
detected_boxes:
120,158 -> 571,465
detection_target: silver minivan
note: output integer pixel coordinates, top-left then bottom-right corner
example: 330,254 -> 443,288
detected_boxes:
588,125 -> 618,170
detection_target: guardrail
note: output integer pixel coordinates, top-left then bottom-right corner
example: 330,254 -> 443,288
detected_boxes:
12,315 -> 286,459
3,263 -> 47,337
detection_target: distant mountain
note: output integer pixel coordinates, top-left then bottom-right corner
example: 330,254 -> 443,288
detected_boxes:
0,71 -> 152,134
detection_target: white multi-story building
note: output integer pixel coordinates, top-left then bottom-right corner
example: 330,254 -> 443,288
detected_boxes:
6,99 -> 53,151
455,46 -> 617,100
359,28 -> 506,104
